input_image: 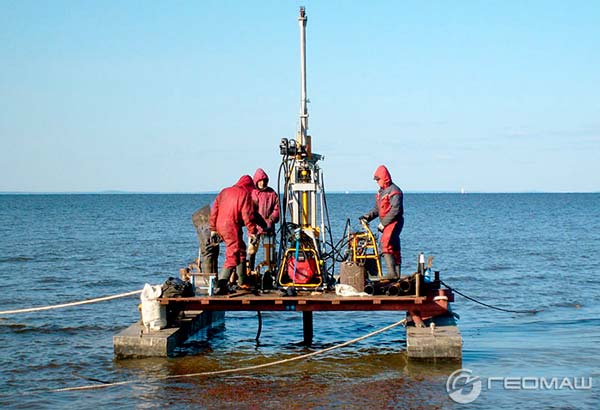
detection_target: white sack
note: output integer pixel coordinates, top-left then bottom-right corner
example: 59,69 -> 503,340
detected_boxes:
140,283 -> 167,330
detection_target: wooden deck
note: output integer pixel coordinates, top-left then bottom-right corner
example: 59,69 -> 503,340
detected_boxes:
154,287 -> 458,352
159,288 -> 454,318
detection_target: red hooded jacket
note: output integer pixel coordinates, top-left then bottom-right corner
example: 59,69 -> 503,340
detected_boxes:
252,168 -> 280,234
363,165 -> 404,226
209,175 -> 258,236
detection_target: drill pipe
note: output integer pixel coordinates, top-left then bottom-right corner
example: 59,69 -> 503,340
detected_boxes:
364,280 -> 394,295
386,278 -> 413,296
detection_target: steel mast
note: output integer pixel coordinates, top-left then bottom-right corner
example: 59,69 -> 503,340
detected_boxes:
277,7 -> 328,289
299,6 -> 308,149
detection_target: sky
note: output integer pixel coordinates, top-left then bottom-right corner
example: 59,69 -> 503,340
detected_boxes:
1,1 -> 598,193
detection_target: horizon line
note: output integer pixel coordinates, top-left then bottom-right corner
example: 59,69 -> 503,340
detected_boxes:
1,190 -> 598,195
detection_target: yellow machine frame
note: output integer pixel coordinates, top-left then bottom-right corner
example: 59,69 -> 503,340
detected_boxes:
252,234 -> 277,274
349,220 -> 383,280
277,247 -> 323,288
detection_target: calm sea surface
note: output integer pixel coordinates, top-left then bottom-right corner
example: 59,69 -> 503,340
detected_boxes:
0,193 -> 598,409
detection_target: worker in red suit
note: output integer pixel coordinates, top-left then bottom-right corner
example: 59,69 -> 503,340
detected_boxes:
248,168 -> 280,272
360,165 -> 404,279
210,175 -> 258,295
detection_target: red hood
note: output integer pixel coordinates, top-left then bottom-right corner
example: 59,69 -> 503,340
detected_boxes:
236,175 -> 255,194
374,165 -> 392,189
253,168 -> 269,187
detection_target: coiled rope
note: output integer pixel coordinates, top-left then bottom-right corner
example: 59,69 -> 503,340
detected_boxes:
440,280 -> 540,314
0,290 -> 142,316
51,317 -> 407,392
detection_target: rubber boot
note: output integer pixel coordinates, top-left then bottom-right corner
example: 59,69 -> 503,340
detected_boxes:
383,253 -> 399,280
216,267 -> 231,295
236,262 -> 247,287
215,279 -> 229,295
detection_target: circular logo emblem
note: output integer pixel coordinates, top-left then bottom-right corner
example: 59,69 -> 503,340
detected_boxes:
446,368 -> 482,404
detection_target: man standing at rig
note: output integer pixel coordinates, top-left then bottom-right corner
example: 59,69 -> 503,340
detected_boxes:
210,175 -> 258,295
360,165 -> 404,279
248,168 -> 280,272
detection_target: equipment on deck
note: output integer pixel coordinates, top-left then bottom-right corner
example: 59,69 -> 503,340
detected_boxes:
347,218 -> 383,280
276,7 -> 335,290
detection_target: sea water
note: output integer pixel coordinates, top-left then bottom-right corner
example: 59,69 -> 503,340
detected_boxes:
0,193 -> 598,409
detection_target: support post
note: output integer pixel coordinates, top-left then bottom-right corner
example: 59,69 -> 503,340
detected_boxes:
303,311 -> 313,346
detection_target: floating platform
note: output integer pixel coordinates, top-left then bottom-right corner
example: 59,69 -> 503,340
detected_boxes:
111,287 -> 461,360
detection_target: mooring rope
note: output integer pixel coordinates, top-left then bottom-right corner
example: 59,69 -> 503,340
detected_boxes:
0,290 -> 142,316
440,280 -> 541,314
51,317 -> 407,392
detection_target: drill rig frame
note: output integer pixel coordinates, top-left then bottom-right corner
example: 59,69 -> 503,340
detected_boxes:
276,7 -> 334,290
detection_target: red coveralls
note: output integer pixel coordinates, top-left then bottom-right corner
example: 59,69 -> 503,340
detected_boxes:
252,168 -> 280,235
363,165 -> 404,266
209,175 -> 258,270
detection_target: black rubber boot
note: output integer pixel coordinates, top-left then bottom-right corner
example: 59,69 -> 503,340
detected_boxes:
216,266 -> 232,295
383,254 -> 399,280
215,279 -> 229,295
236,262 -> 247,287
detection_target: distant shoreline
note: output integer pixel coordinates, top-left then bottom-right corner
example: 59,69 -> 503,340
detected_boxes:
1,191 -> 598,195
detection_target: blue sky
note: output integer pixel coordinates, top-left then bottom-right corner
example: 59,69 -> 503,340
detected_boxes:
1,1 -> 598,193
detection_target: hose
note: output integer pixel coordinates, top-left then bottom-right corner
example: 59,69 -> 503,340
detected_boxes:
255,311 -> 262,342
440,280 -> 541,314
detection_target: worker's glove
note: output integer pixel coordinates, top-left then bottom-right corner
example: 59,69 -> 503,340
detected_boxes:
210,231 -> 221,244
358,216 -> 368,225
377,223 -> 384,233
248,234 -> 259,255
249,234 -> 259,248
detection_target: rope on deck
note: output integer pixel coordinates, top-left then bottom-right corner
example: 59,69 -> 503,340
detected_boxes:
0,290 -> 142,316
51,317 -> 407,392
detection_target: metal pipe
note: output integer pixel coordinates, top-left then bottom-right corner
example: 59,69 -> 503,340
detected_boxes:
386,278 -> 413,296
386,283 -> 399,296
298,6 -> 308,146
302,191 -> 309,226
363,283 -> 375,295
364,280 -> 393,295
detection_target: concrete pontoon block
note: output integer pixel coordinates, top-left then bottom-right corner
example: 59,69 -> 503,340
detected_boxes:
114,310 -> 224,359
406,316 -> 462,360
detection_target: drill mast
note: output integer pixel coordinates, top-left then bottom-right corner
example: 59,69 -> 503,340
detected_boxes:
277,7 -> 329,289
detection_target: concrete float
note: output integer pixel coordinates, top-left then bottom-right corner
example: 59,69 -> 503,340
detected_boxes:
113,310 -> 224,359
406,314 -> 462,361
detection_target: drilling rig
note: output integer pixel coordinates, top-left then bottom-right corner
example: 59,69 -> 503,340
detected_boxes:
277,7 -> 333,290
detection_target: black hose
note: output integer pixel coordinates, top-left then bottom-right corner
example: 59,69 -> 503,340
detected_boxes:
440,280 -> 541,314
276,157 -> 286,271
319,174 -> 336,284
255,311 -> 262,343
276,155 -> 294,273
